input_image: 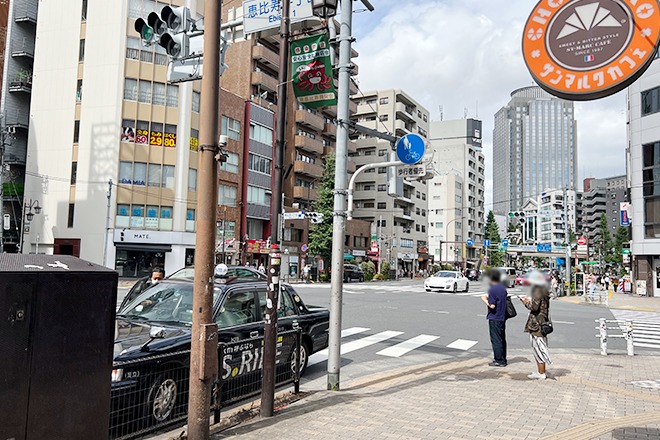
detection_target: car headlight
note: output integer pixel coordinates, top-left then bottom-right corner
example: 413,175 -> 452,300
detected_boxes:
112,368 -> 123,382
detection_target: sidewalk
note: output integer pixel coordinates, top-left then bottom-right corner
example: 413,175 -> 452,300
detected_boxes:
559,291 -> 660,313
213,351 -> 660,440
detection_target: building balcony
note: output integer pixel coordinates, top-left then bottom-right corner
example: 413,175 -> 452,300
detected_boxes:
252,71 -> 278,93
323,122 -> 337,138
5,109 -> 29,129
293,186 -> 318,200
393,208 -> 413,221
294,135 -> 324,155
354,102 -> 377,116
394,120 -> 412,136
14,2 -> 38,23
12,38 -> 35,59
253,44 -> 279,68
9,77 -> 32,94
294,160 -> 323,178
295,109 -> 325,132
347,161 -> 357,173
349,100 -> 358,114
395,102 -> 415,122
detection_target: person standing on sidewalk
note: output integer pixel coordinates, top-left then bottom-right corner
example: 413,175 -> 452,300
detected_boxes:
481,269 -> 508,367
520,271 -> 552,380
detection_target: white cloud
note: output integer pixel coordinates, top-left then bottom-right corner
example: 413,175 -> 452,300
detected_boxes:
352,0 -> 627,208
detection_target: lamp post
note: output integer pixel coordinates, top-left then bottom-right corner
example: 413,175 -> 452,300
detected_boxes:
445,216 -> 465,266
19,198 -> 42,253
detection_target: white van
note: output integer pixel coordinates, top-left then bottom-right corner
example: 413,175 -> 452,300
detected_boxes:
496,267 -> 517,288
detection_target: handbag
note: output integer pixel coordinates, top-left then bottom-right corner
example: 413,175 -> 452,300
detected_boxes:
540,302 -> 553,336
505,296 -> 517,320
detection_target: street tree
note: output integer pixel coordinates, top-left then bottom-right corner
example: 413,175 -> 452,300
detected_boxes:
484,211 -> 504,267
598,213 -> 614,265
612,226 -> 630,272
309,153 -> 335,269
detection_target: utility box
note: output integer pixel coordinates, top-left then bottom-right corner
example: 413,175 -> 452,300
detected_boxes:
0,255 -> 117,440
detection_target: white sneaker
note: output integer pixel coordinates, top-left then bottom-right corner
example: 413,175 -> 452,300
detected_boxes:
528,372 -> 546,380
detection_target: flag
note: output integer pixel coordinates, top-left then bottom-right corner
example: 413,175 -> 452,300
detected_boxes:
584,54 -> 594,62
291,33 -> 337,109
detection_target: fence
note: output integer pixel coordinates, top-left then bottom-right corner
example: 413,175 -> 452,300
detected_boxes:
586,289 -> 609,306
596,318 -> 634,356
109,330 -> 301,440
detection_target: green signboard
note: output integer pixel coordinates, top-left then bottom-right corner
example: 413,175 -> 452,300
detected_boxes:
622,249 -> 631,255
291,33 -> 337,109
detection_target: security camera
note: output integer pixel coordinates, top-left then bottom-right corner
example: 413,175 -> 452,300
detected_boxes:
218,134 -> 228,147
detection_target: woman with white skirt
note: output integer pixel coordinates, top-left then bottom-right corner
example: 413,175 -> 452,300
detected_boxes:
519,271 -> 552,380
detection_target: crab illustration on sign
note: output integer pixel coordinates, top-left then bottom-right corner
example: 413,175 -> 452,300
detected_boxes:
296,60 -> 333,92
291,33 -> 337,109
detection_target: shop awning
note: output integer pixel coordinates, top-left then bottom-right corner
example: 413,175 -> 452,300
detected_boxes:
115,243 -> 172,252
343,253 -> 355,261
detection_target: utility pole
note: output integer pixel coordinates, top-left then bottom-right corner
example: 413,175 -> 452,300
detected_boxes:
221,206 -> 227,264
0,135 -> 4,253
564,187 -> 571,293
188,0 -> 221,437
102,180 -> 113,267
261,0 -> 290,417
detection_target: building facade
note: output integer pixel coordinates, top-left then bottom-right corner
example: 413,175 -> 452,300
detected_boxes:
493,86 -> 578,215
581,175 -> 627,245
428,118 -> 485,263
0,0 -> 37,252
627,54 -> 660,297
537,189 -> 576,249
350,89 -> 430,275
427,171 -> 463,264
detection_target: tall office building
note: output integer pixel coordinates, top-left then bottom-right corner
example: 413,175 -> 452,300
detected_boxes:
627,54 -> 660,297
493,86 -> 577,215
350,89 -> 430,275
0,0 -> 37,252
428,118 -> 485,264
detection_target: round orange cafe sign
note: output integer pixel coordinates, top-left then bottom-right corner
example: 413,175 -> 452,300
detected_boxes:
523,0 -> 660,100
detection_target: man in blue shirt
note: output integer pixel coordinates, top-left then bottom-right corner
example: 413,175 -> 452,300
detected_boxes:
481,269 -> 508,367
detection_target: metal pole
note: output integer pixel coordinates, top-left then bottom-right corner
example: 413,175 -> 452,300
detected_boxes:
0,131 -> 4,253
378,214 -> 382,273
598,318 -> 607,355
222,207 -> 227,263
328,0 -> 354,391
18,196 -> 25,253
564,187 -> 571,294
187,0 -> 221,437
261,0 -> 289,416
626,320 -> 634,356
102,180 -> 112,267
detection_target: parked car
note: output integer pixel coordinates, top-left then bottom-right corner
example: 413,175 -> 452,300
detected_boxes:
112,278 -> 329,427
496,267 -> 517,288
467,269 -> 481,281
424,271 -> 470,293
118,265 -> 266,313
343,264 -> 365,282
515,273 -> 531,286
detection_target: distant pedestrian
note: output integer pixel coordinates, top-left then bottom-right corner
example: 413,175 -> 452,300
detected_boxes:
613,277 -> 620,293
303,264 -> 311,283
520,271 -> 552,380
550,276 -> 558,299
482,269 -> 508,367
258,263 -> 266,274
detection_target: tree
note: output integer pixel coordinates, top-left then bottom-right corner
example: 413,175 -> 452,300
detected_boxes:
484,211 -> 504,267
568,227 -> 576,245
309,154 -> 335,269
598,213 -> 614,265
611,226 -> 630,271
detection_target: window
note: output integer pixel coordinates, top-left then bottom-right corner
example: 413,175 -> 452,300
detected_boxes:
250,123 -> 273,144
79,39 -> 85,62
220,152 -> 240,174
126,36 -> 140,60
400,238 -> 414,248
379,114 -> 389,122
73,120 -> 80,143
192,91 -> 201,112
164,124 -> 177,148
378,184 -> 386,191
247,185 -> 270,206
354,236 -> 368,248
70,162 -> 77,184
379,97 -> 389,105
416,225 -> 420,232
422,225 -> 426,233
124,78 -> 138,101
117,204 -> 130,217
248,153 -> 272,175
377,219 -> 387,227
377,202 -> 387,209
119,161 -> 132,184
162,165 -> 175,188
148,164 -> 161,187
222,116 -> 241,141
378,149 -> 387,157
642,141 -> 660,238
422,193 -> 426,201
166,84 -> 178,107
133,162 -> 147,185
642,86 -> 660,116
378,167 -> 386,174
152,82 -> 166,106
67,204 -> 75,228
217,290 -> 256,328
138,80 -> 151,103
76,79 -> 83,102
219,184 -> 238,207
188,168 -> 197,191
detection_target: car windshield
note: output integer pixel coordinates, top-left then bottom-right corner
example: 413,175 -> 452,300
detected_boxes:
120,282 -> 220,326
435,271 -> 456,278
167,267 -> 195,280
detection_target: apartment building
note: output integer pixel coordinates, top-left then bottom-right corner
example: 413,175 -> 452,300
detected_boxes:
427,171 -> 463,264
581,175 -> 627,244
0,0 -> 37,252
20,0 -> 274,278
537,189 -> 577,248
627,54 -> 660,296
350,89 -> 430,275
220,3 -> 361,276
428,118 -> 485,263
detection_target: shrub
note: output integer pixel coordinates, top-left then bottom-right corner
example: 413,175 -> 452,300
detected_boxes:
360,261 -> 376,281
373,273 -> 384,281
319,273 -> 330,282
430,264 -> 440,274
379,261 -> 391,280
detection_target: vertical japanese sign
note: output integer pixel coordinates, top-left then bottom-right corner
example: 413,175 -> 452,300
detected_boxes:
291,33 -> 337,109
620,202 -> 631,226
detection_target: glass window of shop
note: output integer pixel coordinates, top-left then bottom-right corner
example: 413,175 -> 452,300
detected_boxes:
115,249 -> 165,278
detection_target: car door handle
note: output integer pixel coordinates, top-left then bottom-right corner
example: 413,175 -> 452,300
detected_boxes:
250,331 -> 259,338
292,321 -> 300,330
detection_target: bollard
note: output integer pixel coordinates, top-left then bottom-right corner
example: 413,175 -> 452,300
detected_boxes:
625,320 -> 634,356
599,318 -> 608,355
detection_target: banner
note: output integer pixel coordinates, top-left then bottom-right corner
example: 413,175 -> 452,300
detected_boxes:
291,33 -> 337,109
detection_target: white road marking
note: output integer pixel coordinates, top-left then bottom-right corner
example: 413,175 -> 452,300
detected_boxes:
447,339 -> 478,351
553,320 -> 575,325
308,330 -> 403,366
421,309 -> 449,314
376,335 -> 439,358
341,327 -> 370,338
382,306 -> 398,310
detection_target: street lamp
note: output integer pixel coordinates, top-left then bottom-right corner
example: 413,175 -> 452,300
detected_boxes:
20,199 -> 42,253
312,0 -> 338,18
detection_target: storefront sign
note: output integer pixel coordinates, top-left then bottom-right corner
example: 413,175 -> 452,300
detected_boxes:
352,250 -> 366,257
150,130 -> 163,147
136,128 -> 149,144
164,132 -> 176,148
247,239 -> 270,254
522,0 -> 660,100
190,135 -> 199,151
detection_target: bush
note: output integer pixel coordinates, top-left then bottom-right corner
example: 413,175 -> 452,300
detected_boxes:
373,273 -> 385,281
319,273 -> 330,282
379,261 -> 391,280
360,261 -> 376,281
430,264 -> 440,274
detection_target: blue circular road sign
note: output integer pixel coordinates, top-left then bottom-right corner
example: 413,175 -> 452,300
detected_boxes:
466,239 -> 474,247
396,134 -> 426,165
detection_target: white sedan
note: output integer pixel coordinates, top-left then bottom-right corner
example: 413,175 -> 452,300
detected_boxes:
425,271 -> 470,293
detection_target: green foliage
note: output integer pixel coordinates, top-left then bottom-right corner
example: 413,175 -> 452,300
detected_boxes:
309,154 -> 335,267
360,261 -> 376,281
379,261 -> 391,280
598,213 -> 615,265
611,226 -> 630,269
430,264 -> 441,274
373,273 -> 385,281
319,273 -> 330,282
568,227 -> 577,244
485,211 -> 504,267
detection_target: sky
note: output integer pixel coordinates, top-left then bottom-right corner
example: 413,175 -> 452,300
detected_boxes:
348,0 -> 628,210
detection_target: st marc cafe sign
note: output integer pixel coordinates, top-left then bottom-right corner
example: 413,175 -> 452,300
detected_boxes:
523,0 -> 660,100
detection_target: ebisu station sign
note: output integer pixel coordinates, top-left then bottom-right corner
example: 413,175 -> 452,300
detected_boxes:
523,0 -> 660,100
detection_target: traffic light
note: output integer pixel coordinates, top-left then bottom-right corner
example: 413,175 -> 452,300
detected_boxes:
134,17 -> 156,45
135,6 -> 191,59
508,211 -> 526,225
304,212 -> 325,224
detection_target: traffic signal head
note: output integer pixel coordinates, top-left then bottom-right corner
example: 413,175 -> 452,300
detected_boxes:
158,32 -> 188,58
147,11 -> 167,36
134,18 -> 155,44
161,6 -> 190,32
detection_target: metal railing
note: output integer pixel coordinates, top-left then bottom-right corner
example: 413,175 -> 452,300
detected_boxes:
596,318 -> 634,356
11,37 -> 35,58
109,330 -> 301,439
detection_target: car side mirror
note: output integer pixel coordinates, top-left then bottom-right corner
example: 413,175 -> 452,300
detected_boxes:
150,326 -> 167,339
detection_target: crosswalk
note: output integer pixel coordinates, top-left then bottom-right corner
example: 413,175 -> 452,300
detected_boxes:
610,309 -> 660,350
303,283 -> 489,297
308,327 -> 478,367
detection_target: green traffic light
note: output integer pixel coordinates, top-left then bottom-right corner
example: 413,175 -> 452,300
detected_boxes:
141,25 -> 154,42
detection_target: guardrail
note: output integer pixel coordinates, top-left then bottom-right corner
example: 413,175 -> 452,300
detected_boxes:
109,329 -> 301,439
586,289 -> 609,306
596,318 -> 633,356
